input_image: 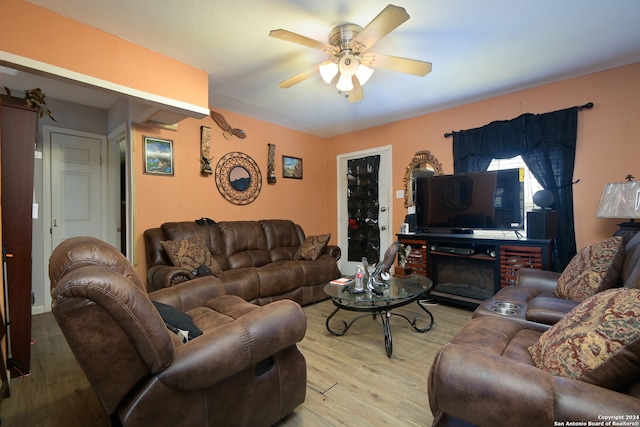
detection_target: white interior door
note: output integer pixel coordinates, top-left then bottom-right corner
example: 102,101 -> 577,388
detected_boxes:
337,145 -> 392,275
39,126 -> 119,315
50,129 -> 105,245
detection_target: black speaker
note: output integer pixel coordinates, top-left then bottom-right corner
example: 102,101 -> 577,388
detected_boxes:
405,214 -> 417,232
526,210 -> 558,239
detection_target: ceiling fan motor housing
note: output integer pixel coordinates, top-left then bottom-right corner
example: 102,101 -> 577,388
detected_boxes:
329,23 -> 363,51
330,24 -> 363,77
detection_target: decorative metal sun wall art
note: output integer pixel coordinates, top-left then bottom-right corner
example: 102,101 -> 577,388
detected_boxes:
215,152 -> 262,205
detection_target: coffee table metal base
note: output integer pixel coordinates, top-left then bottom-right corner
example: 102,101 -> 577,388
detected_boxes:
325,296 -> 434,357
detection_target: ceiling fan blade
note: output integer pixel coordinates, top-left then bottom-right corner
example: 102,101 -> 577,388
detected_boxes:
269,29 -> 338,54
277,64 -> 320,88
347,76 -> 364,103
364,53 -> 432,76
350,5 -> 410,53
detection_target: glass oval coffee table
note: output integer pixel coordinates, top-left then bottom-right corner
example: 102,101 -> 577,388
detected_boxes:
323,275 -> 434,357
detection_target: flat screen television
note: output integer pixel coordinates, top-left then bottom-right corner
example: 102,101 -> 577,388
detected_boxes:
415,168 -> 524,233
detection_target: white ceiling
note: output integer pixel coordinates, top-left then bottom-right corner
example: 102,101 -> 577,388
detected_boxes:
5,0 -> 640,137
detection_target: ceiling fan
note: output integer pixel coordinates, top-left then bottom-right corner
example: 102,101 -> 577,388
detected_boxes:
269,4 -> 432,103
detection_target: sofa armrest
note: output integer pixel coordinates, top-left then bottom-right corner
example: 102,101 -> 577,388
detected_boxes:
516,268 -> 561,293
146,265 -> 194,292
429,343 -> 640,426
324,244 -> 341,261
554,376 -> 640,422
156,299 -> 306,390
429,343 -> 555,426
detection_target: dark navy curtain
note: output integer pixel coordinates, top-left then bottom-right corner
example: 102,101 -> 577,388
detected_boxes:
452,107 -> 578,271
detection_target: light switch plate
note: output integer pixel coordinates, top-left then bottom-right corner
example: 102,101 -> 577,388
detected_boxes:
396,190 -> 404,198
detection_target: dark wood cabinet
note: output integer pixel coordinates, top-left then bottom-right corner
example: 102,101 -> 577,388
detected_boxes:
1,96 -> 38,377
398,238 -> 428,276
398,232 -> 553,308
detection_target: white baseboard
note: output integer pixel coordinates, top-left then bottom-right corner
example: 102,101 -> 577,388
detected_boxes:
31,305 -> 47,315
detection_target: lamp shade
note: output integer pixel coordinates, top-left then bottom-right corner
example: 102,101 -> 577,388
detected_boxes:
336,73 -> 354,92
319,61 -> 338,84
355,64 -> 374,86
596,181 -> 640,219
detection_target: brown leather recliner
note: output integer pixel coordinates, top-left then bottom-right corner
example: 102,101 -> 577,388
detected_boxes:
49,236 -> 307,427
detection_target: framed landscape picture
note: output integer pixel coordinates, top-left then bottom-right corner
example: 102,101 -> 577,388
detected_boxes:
144,136 -> 174,176
282,155 -> 302,179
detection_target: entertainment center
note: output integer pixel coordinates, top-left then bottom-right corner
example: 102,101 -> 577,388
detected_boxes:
397,232 -> 553,308
400,152 -> 556,307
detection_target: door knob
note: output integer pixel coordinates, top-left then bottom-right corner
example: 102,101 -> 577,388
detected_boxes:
381,226 -> 387,231
380,207 -> 387,212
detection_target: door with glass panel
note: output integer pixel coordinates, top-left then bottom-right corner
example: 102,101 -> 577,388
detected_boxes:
337,146 -> 392,275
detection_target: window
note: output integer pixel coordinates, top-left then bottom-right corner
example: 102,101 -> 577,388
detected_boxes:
488,156 -> 543,225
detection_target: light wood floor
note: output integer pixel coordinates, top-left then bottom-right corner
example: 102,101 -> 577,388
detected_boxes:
0,299 -> 471,427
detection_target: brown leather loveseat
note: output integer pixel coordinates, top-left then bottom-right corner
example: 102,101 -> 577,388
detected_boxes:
144,219 -> 341,306
50,236 -> 308,427
473,232 -> 640,331
428,232 -> 640,426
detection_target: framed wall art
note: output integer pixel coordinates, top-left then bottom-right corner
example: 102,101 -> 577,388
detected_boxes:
282,155 -> 303,179
144,136 -> 174,176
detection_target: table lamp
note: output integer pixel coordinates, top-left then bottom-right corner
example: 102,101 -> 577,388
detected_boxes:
596,175 -> 640,242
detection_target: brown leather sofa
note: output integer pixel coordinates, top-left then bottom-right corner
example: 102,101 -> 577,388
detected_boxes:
428,232 -> 640,426
472,232 -> 640,331
428,310 -> 640,426
50,236 -> 308,427
144,219 -> 341,306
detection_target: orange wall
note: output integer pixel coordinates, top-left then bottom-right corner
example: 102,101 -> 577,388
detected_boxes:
325,62 -> 640,253
2,0 -> 208,108
4,0 -> 639,276
133,63 -> 640,277
132,110 -> 326,272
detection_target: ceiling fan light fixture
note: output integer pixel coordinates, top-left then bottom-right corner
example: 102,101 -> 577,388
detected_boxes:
336,73 -> 354,92
338,53 -> 359,77
271,5 -> 431,101
355,64 -> 374,86
319,61 -> 338,84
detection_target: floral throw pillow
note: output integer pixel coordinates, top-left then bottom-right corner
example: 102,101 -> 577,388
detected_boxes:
294,234 -> 331,261
160,233 -> 222,275
529,288 -> 640,380
554,236 -> 625,302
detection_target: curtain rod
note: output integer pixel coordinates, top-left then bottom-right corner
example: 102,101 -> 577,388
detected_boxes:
442,102 -> 594,138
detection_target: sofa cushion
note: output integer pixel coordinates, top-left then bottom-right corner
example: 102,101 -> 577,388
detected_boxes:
529,288 -> 640,382
555,236 -> 625,302
294,234 -> 331,261
161,221 -> 225,256
219,221 -> 271,268
160,233 -> 222,275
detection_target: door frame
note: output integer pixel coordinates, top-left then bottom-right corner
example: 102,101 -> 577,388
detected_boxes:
40,125 -> 118,314
336,145 -> 393,275
108,123 -> 133,260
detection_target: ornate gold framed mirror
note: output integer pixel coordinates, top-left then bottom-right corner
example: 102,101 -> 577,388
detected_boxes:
403,150 -> 444,208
